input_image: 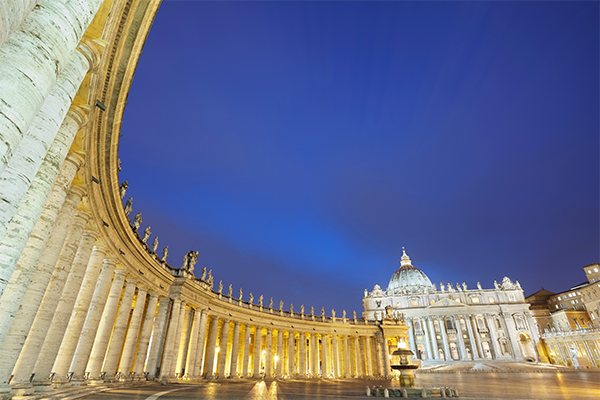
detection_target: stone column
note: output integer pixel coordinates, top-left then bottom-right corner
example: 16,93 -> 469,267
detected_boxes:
241,324 -> 251,378
376,335 -> 385,378
0,0 -> 39,49
0,198 -> 88,388
0,176 -> 85,348
484,314 -> 501,359
32,228 -> 99,385
455,316 -> 467,360
158,299 -> 183,379
229,321 -> 241,378
500,312 -> 520,359
354,336 -> 362,378
264,328 -> 273,378
52,244 -> 108,378
252,327 -> 262,378
298,332 -> 306,377
365,336 -> 373,377
309,333 -> 317,378
406,319 -> 417,355
465,316 -> 482,359
343,335 -> 350,378
287,331 -> 295,376
192,309 -> 208,378
331,335 -> 339,378
0,36 -> 103,240
204,316 -> 220,378
320,334 -> 329,377
276,329 -> 283,377
102,278 -> 137,377
11,208 -> 92,385
382,336 -> 391,378
69,258 -> 117,380
132,292 -> 158,376
86,268 -> 127,380
0,0 -> 104,176
184,309 -> 201,378
439,317 -> 451,360
171,304 -> 189,377
145,297 -> 171,377
0,147 -> 84,303
118,286 -> 148,375
424,317 -> 437,360
217,319 -> 230,377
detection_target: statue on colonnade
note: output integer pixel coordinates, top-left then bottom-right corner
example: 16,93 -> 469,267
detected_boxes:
133,212 -> 143,230
162,246 -> 168,261
124,197 -> 133,216
152,236 -> 159,252
119,181 -> 129,199
142,226 -> 151,243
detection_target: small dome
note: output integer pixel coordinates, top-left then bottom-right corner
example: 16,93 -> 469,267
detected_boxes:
387,248 -> 434,294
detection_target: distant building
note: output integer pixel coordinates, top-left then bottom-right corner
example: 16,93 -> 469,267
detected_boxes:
526,263 -> 600,367
363,249 -> 539,364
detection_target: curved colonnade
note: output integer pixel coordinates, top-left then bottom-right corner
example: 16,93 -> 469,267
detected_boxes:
0,1 -> 406,398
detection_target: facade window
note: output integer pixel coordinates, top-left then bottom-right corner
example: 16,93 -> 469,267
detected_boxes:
411,299 -> 418,306
430,299 -> 435,305
589,270 -> 593,274
488,297 -> 495,303
471,297 -> 480,303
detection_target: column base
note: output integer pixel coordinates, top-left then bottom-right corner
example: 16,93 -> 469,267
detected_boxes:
87,378 -> 105,386
9,383 -> 34,398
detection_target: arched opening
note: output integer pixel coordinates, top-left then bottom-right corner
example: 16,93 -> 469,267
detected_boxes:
518,333 -> 536,362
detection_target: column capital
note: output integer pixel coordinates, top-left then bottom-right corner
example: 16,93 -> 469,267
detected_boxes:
64,150 -> 86,170
76,36 -> 108,72
66,104 -> 92,130
125,277 -> 138,285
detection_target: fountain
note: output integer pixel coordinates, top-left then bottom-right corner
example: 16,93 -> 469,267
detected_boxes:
390,348 -> 419,387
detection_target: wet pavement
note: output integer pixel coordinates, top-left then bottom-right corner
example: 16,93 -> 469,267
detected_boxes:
75,372 -> 600,400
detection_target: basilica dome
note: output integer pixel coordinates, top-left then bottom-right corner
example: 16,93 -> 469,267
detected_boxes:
387,249 -> 435,294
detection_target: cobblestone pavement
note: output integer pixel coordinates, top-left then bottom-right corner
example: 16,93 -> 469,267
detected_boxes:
71,371 -> 600,400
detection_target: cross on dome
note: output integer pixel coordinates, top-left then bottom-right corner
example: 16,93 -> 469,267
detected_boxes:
400,247 -> 412,266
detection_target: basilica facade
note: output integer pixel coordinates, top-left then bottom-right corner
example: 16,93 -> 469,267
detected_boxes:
363,250 -> 540,363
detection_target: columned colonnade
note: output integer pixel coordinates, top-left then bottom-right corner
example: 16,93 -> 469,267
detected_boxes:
0,2 -> 406,399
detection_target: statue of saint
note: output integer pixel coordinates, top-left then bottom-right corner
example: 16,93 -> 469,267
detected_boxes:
269,297 -> 273,308
218,280 -> 223,294
249,292 -> 254,304
300,304 -> 304,315
494,280 -> 500,289
258,294 -> 263,306
161,246 -> 168,261
331,309 -> 336,318
201,266 -> 206,280
343,310 -> 346,319
152,236 -> 159,252
477,282 -> 482,290
133,212 -> 143,230
321,307 -> 324,316
118,158 -> 122,172
228,284 -> 232,297
290,303 -> 294,313
311,306 -> 314,316
353,310 -> 357,319
142,226 -> 151,243
239,287 -> 243,300
456,283 -> 461,291
119,181 -> 129,199
440,282 -> 445,292
124,197 -> 133,216
279,300 -> 283,310
207,270 -> 213,288
364,289 -> 368,298
447,283 -> 453,292
462,282 -> 467,291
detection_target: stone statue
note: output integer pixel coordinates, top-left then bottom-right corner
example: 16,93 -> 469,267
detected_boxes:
218,280 -> 223,294
228,284 -> 232,297
269,297 -> 273,308
320,307 -> 324,316
311,306 -> 314,316
133,212 -> 143,230
119,181 -> 129,199
385,305 -> 393,320
440,282 -> 445,292
456,283 -> 461,291
201,266 -> 206,280
258,295 -> 263,306
161,246 -> 168,261
477,282 -> 482,290
447,283 -> 453,292
279,300 -> 283,310
332,309 -> 336,318
516,280 -> 521,289
432,283 -> 437,291
118,158 -> 122,172
570,344 -> 579,368
462,282 -> 467,291
142,226 -> 151,243
249,292 -> 254,304
239,287 -> 243,300
207,270 -> 213,288
124,197 -> 133,216
300,304 -> 304,315
353,310 -> 357,319
343,310 -> 346,319
182,251 -> 199,273
364,289 -> 368,298
494,280 -> 500,289
152,236 -> 159,252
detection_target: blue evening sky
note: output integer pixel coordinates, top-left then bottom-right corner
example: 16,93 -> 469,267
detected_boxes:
119,1 -> 599,314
